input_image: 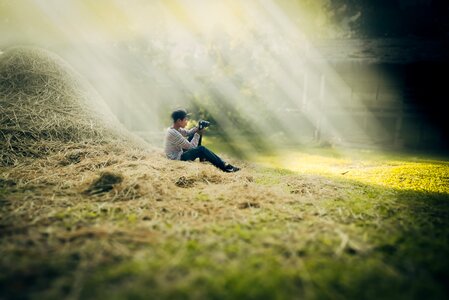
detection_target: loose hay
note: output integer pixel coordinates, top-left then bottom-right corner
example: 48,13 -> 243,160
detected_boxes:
59,149 -> 88,166
1,136 -> 448,299
175,176 -> 196,188
238,202 -> 261,209
84,172 -> 124,195
0,178 -> 16,188
0,46 -> 146,166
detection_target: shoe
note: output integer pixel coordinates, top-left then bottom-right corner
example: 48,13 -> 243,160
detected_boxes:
223,164 -> 240,173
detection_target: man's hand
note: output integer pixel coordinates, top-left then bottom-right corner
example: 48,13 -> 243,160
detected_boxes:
197,128 -> 205,135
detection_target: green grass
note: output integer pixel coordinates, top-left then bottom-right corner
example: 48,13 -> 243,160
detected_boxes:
1,145 -> 449,299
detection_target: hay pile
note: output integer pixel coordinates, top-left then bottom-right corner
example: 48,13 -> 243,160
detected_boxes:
0,46 -> 146,165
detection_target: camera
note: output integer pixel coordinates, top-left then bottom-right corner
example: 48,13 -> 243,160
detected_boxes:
198,120 -> 210,130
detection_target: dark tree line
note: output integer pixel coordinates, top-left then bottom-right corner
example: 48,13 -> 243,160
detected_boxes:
325,0 -> 449,37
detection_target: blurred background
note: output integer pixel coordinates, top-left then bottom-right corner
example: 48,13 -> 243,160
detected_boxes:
1,0 -> 448,157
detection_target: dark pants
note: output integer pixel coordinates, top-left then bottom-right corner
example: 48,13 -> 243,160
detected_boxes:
181,134 -> 226,170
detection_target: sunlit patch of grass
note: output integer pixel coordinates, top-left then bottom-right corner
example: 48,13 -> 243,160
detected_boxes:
254,148 -> 449,194
347,163 -> 449,194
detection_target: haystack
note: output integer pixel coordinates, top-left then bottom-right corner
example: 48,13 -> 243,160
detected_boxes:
0,47 -> 147,165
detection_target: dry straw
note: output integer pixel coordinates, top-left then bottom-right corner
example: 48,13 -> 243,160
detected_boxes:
0,45 -> 252,206
0,46 -> 145,166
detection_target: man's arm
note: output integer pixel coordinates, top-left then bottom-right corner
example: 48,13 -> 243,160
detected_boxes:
179,126 -> 199,137
168,129 -> 200,149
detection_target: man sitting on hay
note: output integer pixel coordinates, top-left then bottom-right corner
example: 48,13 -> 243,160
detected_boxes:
164,109 -> 240,173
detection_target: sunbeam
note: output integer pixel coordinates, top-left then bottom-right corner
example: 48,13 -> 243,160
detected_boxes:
0,0 -> 444,160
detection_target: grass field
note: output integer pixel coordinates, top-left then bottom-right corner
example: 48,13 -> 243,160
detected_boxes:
1,141 -> 448,300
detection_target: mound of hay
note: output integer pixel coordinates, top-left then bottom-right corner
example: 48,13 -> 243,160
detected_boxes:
0,47 -> 146,165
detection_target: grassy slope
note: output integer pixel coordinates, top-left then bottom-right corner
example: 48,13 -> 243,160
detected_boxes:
1,142 -> 449,300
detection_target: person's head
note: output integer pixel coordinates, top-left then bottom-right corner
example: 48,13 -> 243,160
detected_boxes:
171,109 -> 189,128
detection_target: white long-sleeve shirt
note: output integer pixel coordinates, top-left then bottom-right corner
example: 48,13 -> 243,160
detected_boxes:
164,126 -> 200,160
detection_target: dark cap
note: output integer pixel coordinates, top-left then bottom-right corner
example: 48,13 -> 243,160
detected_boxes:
171,109 -> 190,122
